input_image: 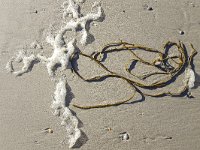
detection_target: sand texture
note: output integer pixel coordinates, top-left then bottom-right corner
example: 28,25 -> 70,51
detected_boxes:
1,0 -> 200,150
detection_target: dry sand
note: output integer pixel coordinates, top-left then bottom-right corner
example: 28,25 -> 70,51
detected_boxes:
1,0 -> 200,150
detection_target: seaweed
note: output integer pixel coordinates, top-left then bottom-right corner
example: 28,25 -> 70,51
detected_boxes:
71,41 -> 197,109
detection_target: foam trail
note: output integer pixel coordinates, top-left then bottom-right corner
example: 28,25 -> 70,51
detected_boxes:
52,77 -> 81,148
6,50 -> 38,76
62,0 -> 105,45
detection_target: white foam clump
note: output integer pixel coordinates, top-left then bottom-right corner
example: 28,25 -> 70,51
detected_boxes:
62,108 -> 81,148
51,76 -> 67,116
37,38 -> 77,77
62,0 -> 81,19
62,0 -> 104,45
37,0 -> 104,76
185,67 -> 195,89
6,50 -> 37,76
52,77 -> 81,148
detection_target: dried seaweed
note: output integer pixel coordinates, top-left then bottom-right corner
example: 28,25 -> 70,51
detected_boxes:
71,41 -> 197,109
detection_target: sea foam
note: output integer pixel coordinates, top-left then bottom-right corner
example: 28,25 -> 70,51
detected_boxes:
5,0 -> 104,148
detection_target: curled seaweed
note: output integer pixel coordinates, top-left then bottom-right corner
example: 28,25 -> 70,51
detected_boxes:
71,41 -> 197,109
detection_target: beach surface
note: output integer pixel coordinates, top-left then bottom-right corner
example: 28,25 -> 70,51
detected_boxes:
1,0 -> 200,150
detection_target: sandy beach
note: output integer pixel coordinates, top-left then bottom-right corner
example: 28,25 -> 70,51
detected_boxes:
1,0 -> 200,150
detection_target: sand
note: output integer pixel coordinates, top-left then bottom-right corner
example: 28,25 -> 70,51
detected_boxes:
1,0 -> 200,150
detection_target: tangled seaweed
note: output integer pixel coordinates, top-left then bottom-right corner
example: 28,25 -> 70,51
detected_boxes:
71,41 -> 197,109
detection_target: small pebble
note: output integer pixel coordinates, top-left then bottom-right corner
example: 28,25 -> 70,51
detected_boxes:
43,128 -> 53,133
123,10 -> 125,13
119,132 -> 129,141
105,127 -> 112,131
143,4 -> 153,11
179,30 -> 185,35
48,128 -> 53,133
147,7 -> 153,11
